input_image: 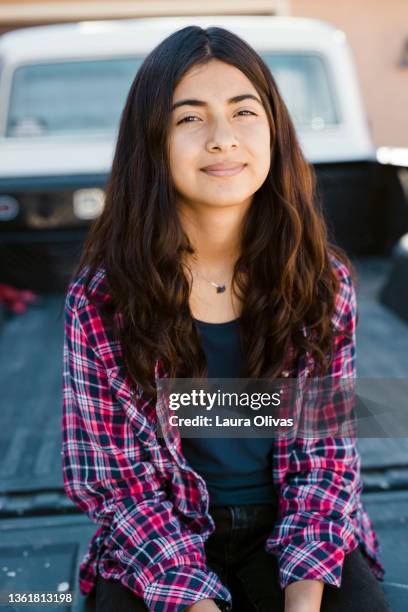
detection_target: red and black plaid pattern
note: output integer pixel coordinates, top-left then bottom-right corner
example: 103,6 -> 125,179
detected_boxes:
61,255 -> 385,611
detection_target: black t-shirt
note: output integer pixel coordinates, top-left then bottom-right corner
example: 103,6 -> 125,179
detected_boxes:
181,317 -> 278,507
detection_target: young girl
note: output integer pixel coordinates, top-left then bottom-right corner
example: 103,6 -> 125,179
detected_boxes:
62,25 -> 390,612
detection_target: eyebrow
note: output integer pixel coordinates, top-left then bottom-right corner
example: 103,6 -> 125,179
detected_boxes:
171,93 -> 263,112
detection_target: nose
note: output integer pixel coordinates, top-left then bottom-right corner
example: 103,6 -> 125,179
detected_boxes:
205,116 -> 239,152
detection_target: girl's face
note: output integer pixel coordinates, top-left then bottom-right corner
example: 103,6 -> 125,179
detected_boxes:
168,59 -> 271,210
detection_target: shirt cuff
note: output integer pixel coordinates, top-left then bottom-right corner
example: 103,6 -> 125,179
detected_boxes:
277,541 -> 347,590
143,565 -> 232,611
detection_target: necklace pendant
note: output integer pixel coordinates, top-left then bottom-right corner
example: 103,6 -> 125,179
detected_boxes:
216,285 -> 226,293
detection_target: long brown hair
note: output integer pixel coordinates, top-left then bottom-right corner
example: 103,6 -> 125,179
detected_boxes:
71,25 -> 355,397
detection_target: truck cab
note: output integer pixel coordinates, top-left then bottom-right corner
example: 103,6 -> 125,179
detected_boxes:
0,16 -> 405,290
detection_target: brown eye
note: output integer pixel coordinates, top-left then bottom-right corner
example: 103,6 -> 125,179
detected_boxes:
177,115 -> 201,125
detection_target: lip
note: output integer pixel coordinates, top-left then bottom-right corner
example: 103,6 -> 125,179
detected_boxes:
201,163 -> 246,177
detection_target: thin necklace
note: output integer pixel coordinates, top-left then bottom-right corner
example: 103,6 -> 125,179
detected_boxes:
191,270 -> 232,294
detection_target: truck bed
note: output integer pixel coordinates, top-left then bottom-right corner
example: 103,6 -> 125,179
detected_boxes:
0,256 -> 407,611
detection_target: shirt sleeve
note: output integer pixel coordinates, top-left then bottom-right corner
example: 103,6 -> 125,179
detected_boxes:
62,300 -> 232,612
265,262 -> 361,590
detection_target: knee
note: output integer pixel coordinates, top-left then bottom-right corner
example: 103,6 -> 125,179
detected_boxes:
321,578 -> 392,612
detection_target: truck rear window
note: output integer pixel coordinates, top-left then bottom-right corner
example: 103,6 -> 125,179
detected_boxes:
264,54 -> 340,129
6,53 -> 339,138
6,57 -> 143,137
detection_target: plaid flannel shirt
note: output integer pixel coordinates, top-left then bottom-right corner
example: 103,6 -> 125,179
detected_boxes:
61,255 -> 385,611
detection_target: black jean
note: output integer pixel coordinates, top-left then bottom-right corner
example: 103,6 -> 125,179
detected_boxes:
94,503 -> 391,611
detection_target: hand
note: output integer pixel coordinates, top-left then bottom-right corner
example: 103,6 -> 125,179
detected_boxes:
185,598 -> 220,611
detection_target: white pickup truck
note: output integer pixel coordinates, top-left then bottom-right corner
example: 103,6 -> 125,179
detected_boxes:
0,15 -> 407,290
